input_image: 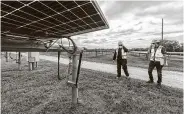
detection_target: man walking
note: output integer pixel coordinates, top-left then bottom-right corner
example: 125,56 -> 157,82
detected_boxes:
147,40 -> 167,88
113,41 -> 129,78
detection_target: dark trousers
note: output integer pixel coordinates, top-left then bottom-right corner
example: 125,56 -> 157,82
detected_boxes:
148,61 -> 163,83
117,59 -> 129,77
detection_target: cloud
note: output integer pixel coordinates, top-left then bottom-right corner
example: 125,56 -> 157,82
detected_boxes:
136,2 -> 183,24
137,38 -> 144,41
135,21 -> 143,26
72,1 -> 183,49
99,1 -> 168,20
82,39 -> 94,44
82,38 -> 108,45
166,34 -> 183,43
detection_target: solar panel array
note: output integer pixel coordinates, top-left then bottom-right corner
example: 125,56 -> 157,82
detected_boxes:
1,0 -> 109,39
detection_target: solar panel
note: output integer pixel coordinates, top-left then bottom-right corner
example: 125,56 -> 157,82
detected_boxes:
1,0 -> 109,39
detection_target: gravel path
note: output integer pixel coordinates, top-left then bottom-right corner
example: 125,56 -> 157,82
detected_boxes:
21,53 -> 183,89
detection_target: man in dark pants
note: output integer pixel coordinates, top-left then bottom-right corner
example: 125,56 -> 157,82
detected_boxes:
113,41 -> 129,78
147,40 -> 166,88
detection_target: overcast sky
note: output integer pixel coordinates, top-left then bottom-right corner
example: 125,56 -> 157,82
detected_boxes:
72,1 -> 183,49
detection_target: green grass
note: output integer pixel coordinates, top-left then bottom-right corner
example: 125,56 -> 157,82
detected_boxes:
1,57 -> 183,114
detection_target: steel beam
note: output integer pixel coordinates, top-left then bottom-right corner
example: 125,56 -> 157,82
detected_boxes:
5,52 -> 8,62
72,54 -> 78,104
58,51 -> 61,80
2,46 -> 64,52
18,52 -> 21,70
35,62 -> 38,68
28,62 -> 33,71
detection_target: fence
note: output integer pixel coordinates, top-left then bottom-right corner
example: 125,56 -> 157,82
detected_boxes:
83,49 -> 114,57
83,49 -> 183,58
130,51 -> 183,56
130,51 -> 183,61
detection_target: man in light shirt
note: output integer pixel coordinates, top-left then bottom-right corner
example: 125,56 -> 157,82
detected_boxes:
147,40 -> 167,88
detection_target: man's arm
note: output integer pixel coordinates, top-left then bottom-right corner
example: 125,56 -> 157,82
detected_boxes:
161,47 -> 167,54
161,46 -> 168,65
123,46 -> 128,52
147,45 -> 152,54
113,50 -> 116,60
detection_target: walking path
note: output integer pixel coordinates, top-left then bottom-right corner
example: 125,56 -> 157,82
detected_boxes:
22,53 -> 183,89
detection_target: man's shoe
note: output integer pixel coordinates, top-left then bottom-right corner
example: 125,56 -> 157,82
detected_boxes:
156,83 -> 161,89
126,75 -> 130,79
116,77 -> 120,79
146,80 -> 154,83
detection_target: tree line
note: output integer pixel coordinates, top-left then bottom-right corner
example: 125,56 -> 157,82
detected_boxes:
131,40 -> 183,52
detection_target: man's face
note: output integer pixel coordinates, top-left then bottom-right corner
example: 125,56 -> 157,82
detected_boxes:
155,42 -> 159,48
119,45 -> 122,48
151,43 -> 155,47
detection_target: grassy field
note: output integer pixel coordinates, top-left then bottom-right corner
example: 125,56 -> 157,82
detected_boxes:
41,51 -> 183,72
1,57 -> 183,114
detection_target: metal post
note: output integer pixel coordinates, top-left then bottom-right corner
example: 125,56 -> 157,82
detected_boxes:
162,18 -> 163,45
29,62 -> 32,71
5,52 -> 8,62
18,52 -> 21,70
32,62 -> 35,70
35,62 -> 38,68
58,51 -> 61,80
28,52 -> 31,71
72,54 -> 78,104
76,52 -> 83,88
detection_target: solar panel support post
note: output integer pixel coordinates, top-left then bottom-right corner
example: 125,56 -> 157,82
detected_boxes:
32,62 -> 35,70
28,52 -> 32,71
58,51 -> 61,80
35,62 -> 38,68
29,62 -> 33,71
5,52 -> 8,62
28,57 -> 33,71
18,52 -> 21,70
72,54 -> 79,104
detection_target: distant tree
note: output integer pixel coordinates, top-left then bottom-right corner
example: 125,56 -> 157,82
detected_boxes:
130,40 -> 182,52
131,48 -> 149,51
178,43 -> 183,52
162,40 -> 181,52
83,47 -> 88,50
